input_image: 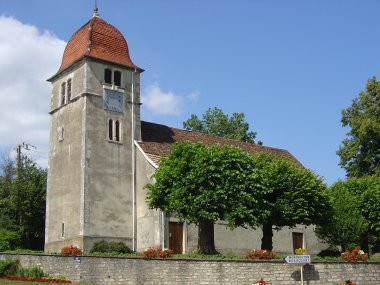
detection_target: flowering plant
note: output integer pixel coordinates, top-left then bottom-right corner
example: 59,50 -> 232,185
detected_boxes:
60,244 -> 83,256
142,246 -> 174,258
244,249 -> 276,260
341,248 -> 368,262
338,280 -> 356,285
253,278 -> 272,285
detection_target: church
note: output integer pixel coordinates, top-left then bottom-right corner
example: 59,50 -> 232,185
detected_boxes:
44,10 -> 326,255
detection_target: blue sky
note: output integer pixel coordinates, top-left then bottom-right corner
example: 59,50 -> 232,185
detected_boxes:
1,1 -> 380,184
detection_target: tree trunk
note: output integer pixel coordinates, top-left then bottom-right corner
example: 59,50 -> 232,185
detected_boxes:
361,232 -> 370,257
261,221 -> 273,251
198,220 -> 218,254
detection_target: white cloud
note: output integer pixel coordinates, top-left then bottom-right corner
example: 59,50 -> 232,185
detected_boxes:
141,83 -> 199,115
0,16 -> 65,166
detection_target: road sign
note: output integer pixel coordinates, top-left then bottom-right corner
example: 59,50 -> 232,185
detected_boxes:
284,255 -> 311,264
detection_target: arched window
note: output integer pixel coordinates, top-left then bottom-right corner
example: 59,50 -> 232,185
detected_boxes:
61,82 -> 66,106
115,120 -> 120,142
104,68 -> 112,84
108,119 -> 113,140
67,79 -> 72,101
114,71 -> 121,87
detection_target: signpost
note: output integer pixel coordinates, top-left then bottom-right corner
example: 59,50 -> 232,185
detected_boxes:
284,255 -> 311,264
284,253 -> 311,285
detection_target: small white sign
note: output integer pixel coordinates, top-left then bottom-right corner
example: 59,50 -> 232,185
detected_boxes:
284,255 -> 311,264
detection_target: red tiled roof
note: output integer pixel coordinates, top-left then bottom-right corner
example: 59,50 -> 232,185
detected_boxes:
56,16 -> 142,75
138,121 -> 302,166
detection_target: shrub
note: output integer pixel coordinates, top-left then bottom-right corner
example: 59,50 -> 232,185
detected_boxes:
341,248 -> 368,262
91,240 -> 131,254
142,246 -> 174,258
61,245 -> 83,256
16,265 -> 46,278
0,259 -> 20,276
244,249 -> 276,260
317,248 -> 341,258
28,266 -> 46,278
0,229 -> 21,251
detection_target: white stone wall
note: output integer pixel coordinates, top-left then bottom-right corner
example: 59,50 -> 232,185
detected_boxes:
1,254 -> 379,285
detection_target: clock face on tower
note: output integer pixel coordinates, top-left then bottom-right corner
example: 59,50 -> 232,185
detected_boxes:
103,89 -> 124,113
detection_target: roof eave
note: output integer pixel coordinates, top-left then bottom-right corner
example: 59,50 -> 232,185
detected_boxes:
47,55 -> 144,82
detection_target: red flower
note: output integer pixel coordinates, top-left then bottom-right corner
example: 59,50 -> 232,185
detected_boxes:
341,248 -> 368,262
244,249 -> 276,260
61,244 -> 83,256
141,246 -> 174,258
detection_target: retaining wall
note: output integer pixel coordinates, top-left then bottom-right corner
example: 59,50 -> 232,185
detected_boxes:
1,253 -> 379,285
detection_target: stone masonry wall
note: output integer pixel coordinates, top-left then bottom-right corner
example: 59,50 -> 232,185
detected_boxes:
0,253 -> 379,285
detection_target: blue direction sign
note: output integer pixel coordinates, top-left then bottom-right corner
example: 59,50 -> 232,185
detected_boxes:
284,255 -> 311,264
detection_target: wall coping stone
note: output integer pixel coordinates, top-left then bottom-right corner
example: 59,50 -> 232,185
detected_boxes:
1,252 -> 379,264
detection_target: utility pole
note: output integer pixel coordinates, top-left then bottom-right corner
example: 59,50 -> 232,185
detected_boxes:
15,142 -> 36,177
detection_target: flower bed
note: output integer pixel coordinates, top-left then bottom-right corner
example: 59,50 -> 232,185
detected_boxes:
60,245 -> 83,257
244,249 -> 276,260
337,280 -> 356,285
341,248 -> 368,262
142,246 -> 174,258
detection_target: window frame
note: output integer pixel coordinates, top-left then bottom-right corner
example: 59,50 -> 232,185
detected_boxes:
60,82 -> 66,106
103,68 -> 123,88
107,118 -> 122,143
67,78 -> 72,102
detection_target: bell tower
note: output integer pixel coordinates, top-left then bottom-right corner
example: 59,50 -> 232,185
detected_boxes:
45,12 -> 143,252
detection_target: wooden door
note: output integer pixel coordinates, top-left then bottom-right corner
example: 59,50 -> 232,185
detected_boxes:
169,222 -> 183,254
292,232 -> 303,253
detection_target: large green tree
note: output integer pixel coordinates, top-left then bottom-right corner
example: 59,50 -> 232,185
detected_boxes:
337,77 -> 380,177
183,107 -> 261,144
253,153 -> 330,251
146,142 -> 267,254
316,176 -> 380,252
0,156 -> 47,250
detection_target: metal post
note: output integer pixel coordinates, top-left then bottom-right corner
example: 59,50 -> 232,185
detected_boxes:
300,265 -> 304,285
16,144 -> 21,177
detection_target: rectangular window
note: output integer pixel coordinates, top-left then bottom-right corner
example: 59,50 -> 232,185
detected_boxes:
114,70 -> 121,87
108,119 -> 113,140
104,68 -> 112,84
61,223 -> 65,238
67,79 -> 72,101
61,82 -> 66,106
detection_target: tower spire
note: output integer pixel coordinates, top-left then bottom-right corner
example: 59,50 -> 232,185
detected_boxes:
93,0 -> 99,17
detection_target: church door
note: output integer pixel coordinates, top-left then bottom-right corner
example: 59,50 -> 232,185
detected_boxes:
169,222 -> 183,254
292,232 -> 304,253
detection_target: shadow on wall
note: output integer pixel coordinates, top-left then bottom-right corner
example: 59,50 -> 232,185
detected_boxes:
291,264 -> 320,284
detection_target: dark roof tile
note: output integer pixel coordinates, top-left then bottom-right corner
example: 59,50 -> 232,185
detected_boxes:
138,121 -> 302,166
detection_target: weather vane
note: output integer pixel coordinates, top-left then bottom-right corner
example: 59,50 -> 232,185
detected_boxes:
93,0 -> 99,17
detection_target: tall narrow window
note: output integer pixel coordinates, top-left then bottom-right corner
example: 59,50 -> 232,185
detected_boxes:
61,223 -> 65,238
115,120 -> 120,142
67,79 -> 72,101
104,68 -> 112,84
114,70 -> 121,87
108,119 -> 113,140
61,82 -> 66,106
